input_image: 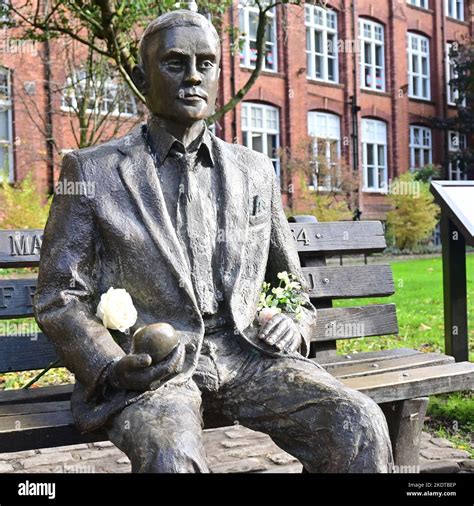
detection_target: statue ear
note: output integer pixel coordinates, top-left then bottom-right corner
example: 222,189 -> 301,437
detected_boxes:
132,65 -> 148,95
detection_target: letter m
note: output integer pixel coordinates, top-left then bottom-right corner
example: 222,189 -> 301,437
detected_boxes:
9,234 -> 31,256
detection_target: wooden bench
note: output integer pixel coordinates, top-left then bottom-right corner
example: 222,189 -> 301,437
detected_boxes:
0,219 -> 473,470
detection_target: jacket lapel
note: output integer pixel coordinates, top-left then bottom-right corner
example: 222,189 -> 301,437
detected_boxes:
211,136 -> 250,319
116,125 -> 198,309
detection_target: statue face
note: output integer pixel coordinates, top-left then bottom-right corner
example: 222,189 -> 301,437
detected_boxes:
140,25 -> 220,124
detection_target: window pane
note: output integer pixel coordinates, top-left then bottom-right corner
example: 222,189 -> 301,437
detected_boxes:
252,132 -> 263,153
249,11 -> 258,39
367,143 -> 374,165
0,110 -> 8,140
377,145 -> 385,167
267,134 -> 278,158
367,165 -> 374,188
315,54 -> 322,79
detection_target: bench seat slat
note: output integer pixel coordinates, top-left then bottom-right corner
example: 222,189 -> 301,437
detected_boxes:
342,362 -> 474,404
313,304 -> 398,341
304,265 -> 394,299
315,348 -> 420,367
324,352 -> 454,379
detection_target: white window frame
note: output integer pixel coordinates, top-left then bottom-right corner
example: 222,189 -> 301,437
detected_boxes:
361,118 -> 388,192
238,2 -> 278,73
0,67 -> 13,183
241,102 -> 280,178
61,69 -> 137,117
307,111 -> 341,190
445,0 -> 464,20
359,18 -> 385,92
305,5 -> 338,83
448,130 -> 467,180
407,0 -> 429,8
409,125 -> 432,170
407,32 -> 431,100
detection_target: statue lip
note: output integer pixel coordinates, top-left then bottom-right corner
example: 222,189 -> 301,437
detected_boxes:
181,89 -> 208,101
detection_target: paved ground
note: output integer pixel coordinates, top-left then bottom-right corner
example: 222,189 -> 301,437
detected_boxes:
0,426 -> 471,473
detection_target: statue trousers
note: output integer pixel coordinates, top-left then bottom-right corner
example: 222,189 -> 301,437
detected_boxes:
106,329 -> 394,473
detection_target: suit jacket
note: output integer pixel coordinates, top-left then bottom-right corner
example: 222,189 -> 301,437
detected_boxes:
34,123 -> 318,433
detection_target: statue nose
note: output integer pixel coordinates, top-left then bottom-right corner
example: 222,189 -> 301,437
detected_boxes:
184,65 -> 202,86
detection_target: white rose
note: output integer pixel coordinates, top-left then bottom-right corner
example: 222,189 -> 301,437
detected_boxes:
96,287 -> 138,333
258,307 -> 282,326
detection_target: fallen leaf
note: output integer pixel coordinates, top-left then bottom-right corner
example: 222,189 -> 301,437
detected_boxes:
419,323 -> 432,331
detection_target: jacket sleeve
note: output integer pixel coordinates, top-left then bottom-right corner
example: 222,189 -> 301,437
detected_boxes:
264,162 -> 317,358
34,152 -> 125,400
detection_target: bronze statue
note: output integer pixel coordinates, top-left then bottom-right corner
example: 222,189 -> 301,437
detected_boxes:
34,10 -> 393,473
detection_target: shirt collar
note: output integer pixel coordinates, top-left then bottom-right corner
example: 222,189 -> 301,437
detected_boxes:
146,114 -> 214,167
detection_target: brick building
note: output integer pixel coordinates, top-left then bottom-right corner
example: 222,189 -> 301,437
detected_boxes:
0,0 -> 472,220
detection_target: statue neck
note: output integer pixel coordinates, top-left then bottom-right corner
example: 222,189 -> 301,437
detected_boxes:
149,114 -> 206,149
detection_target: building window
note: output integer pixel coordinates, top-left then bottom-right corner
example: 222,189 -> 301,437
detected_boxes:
0,67 -> 13,183
238,2 -> 277,72
305,5 -> 338,83
359,19 -> 385,92
409,125 -> 432,170
361,118 -> 388,192
407,0 -> 429,8
61,69 -> 137,116
448,130 -> 467,180
241,102 -> 280,177
445,0 -> 464,20
446,43 -> 466,107
307,111 -> 341,190
407,33 -> 431,100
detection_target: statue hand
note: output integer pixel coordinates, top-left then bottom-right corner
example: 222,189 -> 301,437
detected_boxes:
257,313 -> 301,353
108,343 -> 185,391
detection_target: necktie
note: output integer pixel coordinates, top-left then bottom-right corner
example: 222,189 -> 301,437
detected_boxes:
174,151 -> 219,315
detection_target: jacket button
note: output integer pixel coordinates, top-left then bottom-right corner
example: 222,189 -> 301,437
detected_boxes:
185,343 -> 196,353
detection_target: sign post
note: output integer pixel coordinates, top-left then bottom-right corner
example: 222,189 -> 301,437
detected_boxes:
430,181 -> 474,362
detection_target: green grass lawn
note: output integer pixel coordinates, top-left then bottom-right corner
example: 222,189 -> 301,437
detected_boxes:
336,255 -> 474,360
335,254 -> 474,455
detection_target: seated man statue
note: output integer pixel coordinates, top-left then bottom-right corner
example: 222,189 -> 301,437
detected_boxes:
34,10 -> 393,473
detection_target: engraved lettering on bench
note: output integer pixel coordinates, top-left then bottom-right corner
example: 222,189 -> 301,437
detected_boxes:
290,227 -> 310,246
0,286 -> 14,309
25,285 -> 37,307
8,233 -> 43,256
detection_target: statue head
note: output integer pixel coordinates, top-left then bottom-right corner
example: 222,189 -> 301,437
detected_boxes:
133,10 -> 221,125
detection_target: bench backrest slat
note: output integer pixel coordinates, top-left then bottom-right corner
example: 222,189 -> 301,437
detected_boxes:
290,221 -> 386,255
0,334 -> 60,373
304,264 -> 394,299
0,278 -> 37,319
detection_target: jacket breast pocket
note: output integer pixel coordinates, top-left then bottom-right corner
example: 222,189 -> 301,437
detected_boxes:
249,211 -> 270,227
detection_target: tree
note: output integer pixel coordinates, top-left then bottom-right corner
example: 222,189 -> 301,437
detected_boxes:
385,171 -> 439,251
432,39 -> 473,175
17,38 -> 141,153
3,0 -> 323,124
281,136 -> 358,222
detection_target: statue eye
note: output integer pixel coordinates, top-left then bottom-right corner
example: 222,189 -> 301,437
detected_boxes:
167,60 -> 183,70
199,60 -> 214,70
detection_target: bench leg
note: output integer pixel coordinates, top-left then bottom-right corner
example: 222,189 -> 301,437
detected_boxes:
380,397 -> 429,472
